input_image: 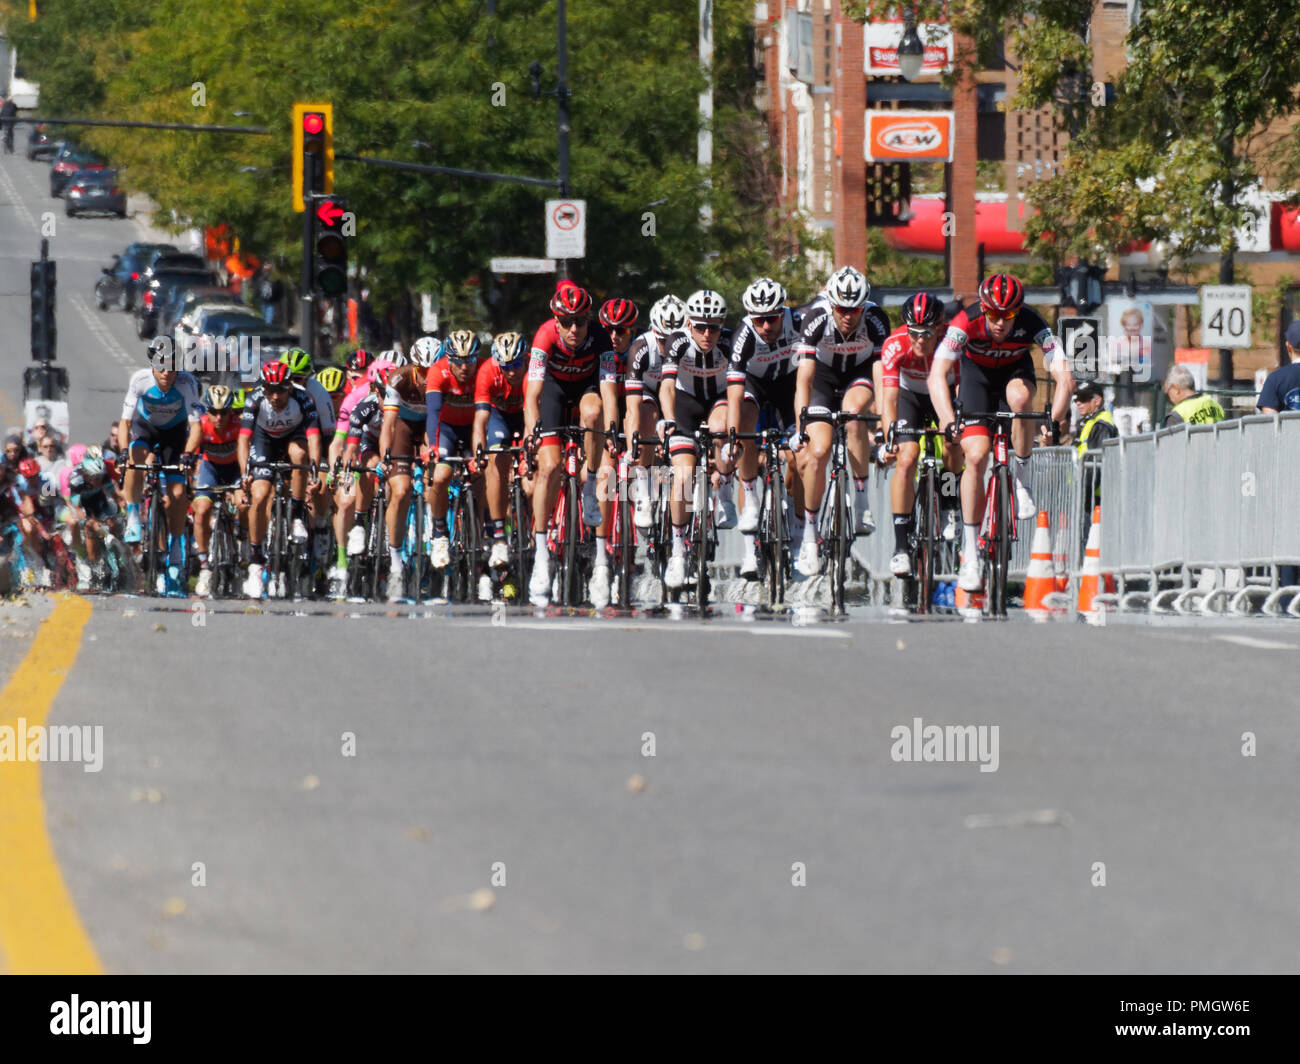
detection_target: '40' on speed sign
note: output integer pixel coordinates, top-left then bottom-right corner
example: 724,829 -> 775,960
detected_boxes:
1200,285 -> 1252,348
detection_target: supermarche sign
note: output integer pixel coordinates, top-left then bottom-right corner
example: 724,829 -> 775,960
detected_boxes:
1199,285 -> 1252,348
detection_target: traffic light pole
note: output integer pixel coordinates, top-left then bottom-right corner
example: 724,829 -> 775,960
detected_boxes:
300,202 -> 315,360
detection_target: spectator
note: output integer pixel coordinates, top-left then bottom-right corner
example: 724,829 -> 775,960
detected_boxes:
1162,365 -> 1225,427
36,437 -> 65,478
1074,383 -> 1118,455
1256,322 -> 1300,414
258,264 -> 283,326
3,433 -> 24,475
0,95 -> 16,154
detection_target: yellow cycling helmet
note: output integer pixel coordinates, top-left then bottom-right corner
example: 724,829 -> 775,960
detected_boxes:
315,365 -> 345,394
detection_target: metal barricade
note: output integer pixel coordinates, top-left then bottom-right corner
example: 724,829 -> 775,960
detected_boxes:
1271,413 -> 1300,567
1011,447 -> 1077,577
1236,416 -> 1277,569
1183,424 -> 1220,570
1151,427 -> 1187,572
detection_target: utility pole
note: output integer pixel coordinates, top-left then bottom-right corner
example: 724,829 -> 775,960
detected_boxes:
531,1 -> 573,280
699,0 -> 713,228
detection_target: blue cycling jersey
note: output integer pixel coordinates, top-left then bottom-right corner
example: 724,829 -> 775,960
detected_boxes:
121,369 -> 203,431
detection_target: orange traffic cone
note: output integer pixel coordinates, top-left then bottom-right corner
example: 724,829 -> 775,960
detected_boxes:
1023,511 -> 1056,620
1077,505 -> 1103,616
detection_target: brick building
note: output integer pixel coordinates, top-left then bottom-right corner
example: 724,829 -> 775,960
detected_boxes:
753,1 -> 1300,379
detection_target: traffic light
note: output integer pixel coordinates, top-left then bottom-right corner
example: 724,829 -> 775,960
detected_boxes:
313,197 -> 349,297
29,259 -> 56,361
1059,261 -> 1105,314
292,102 -> 333,212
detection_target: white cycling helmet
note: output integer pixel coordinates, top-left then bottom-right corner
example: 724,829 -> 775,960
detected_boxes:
411,336 -> 440,368
380,347 -> 407,367
742,277 -> 787,315
825,266 -> 869,309
685,288 -> 727,322
649,294 -> 686,336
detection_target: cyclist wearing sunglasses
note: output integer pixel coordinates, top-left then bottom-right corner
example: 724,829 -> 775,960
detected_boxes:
792,265 -> 892,579
525,281 -> 614,606
725,276 -> 805,578
928,272 -> 1074,593
474,331 -> 531,573
624,294 -> 686,530
879,292 -> 963,576
658,288 -> 736,591
238,360 -> 322,598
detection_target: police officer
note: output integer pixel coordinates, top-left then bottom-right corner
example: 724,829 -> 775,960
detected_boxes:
1162,365 -> 1225,427
1074,382 -> 1118,455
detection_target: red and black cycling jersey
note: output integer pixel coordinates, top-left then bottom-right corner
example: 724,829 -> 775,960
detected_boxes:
425,360 -> 476,427
727,309 -> 803,383
796,296 -> 891,374
199,413 -> 240,465
474,359 -> 525,414
527,318 -> 614,383
661,328 -> 733,404
879,326 -> 957,395
239,387 -> 320,440
625,331 -> 666,400
937,303 -> 1063,369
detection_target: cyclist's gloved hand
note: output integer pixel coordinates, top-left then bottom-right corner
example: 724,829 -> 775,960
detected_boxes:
374,462 -> 387,479
180,451 -> 197,470
943,421 -> 961,445
787,427 -> 807,454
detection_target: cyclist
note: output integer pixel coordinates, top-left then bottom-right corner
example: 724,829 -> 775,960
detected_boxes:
658,288 -> 735,591
591,297 -> 638,608
344,348 -> 375,394
426,331 -> 482,582
524,281 -> 615,606
119,344 -> 203,591
192,384 -> 246,597
379,339 -> 438,602
472,331 -> 530,579
791,265 -> 891,578
725,276 -> 805,579
281,349 -> 336,567
65,448 -> 118,589
13,458 -> 64,586
238,360 -> 321,599
625,295 -> 685,530
879,292 -> 963,577
928,273 -> 1074,592
332,360 -> 391,597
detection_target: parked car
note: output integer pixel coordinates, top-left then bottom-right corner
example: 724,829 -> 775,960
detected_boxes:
158,286 -> 241,338
139,251 -> 207,283
94,242 -> 178,312
25,123 -> 57,160
206,319 -> 299,382
135,268 -> 216,339
172,294 -> 248,338
64,169 -> 126,218
50,145 -> 107,197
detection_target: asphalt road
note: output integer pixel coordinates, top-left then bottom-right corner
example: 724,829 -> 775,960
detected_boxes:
4,150 -> 1300,974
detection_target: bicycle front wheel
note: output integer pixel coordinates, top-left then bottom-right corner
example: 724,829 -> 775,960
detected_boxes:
995,465 -> 1011,617
563,473 -> 580,606
831,471 -> 847,614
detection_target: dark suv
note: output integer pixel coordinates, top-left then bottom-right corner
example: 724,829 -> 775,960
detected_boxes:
94,242 -> 178,312
135,268 -> 217,339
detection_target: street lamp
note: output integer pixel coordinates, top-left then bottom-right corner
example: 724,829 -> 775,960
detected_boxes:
897,14 -> 925,83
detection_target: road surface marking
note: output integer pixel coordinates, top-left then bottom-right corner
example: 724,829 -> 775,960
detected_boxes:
71,294 -> 136,369
0,594 -> 103,975
1211,635 -> 1295,650
0,162 -> 38,233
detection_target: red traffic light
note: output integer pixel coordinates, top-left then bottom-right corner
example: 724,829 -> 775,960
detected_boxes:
303,112 -> 324,135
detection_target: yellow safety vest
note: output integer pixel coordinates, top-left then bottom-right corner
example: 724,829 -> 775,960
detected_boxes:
1077,410 -> 1116,457
1171,393 -> 1225,425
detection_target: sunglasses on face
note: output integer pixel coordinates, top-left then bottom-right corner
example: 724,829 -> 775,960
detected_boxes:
908,327 -> 937,340
556,316 -> 586,328
607,325 -> 634,335
691,322 -> 722,334
832,305 -> 863,316
753,314 -> 783,326
448,356 -> 477,366
985,310 -> 1016,323
264,384 -> 289,395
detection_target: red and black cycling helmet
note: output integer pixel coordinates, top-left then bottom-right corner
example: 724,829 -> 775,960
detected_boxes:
902,291 -> 945,329
260,361 -> 292,387
598,298 -> 639,330
345,348 -> 373,373
18,457 -> 40,479
550,280 -> 592,319
978,273 -> 1025,317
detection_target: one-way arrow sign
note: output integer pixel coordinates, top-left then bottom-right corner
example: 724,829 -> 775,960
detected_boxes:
316,200 -> 344,227
1060,317 -> 1099,378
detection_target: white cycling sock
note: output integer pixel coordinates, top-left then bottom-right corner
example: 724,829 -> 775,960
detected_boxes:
1014,453 -> 1032,486
671,525 -> 686,555
594,536 -> 608,565
389,546 -> 402,569
534,531 -> 547,554
963,523 -> 979,562
741,478 -> 757,500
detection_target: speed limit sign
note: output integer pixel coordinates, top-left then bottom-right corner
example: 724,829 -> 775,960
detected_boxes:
1200,285 -> 1252,348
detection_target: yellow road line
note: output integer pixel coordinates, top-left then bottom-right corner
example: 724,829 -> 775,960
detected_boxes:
0,594 -> 102,974
0,387 -> 21,436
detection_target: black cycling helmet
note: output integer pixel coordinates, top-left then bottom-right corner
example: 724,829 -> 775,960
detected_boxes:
902,291 -> 944,329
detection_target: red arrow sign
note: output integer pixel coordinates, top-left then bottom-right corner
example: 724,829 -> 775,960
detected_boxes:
316,200 -> 344,227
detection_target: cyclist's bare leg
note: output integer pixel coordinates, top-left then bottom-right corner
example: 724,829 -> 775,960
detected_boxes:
891,441 -> 921,515
193,496 -> 213,556
532,443 -> 561,534
288,441 -> 310,502
842,385 -> 874,480
430,463 -> 453,524
1007,379 -> 1036,459
387,471 -> 412,548
579,393 -> 603,483
486,451 -> 509,523
248,479 -> 272,544
800,421 -> 833,514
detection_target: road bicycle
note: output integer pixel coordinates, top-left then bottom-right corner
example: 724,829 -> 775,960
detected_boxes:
729,423 -> 794,609
957,409 -> 1053,618
389,451 -> 430,604
124,454 -> 189,596
440,454 -> 483,603
801,407 -> 879,615
534,424 -> 597,608
261,461 -> 315,600
203,483 -> 244,599
887,423 -> 949,615
345,461 -> 387,601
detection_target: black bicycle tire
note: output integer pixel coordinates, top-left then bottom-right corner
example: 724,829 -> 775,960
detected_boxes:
617,474 -> 633,608
512,479 -> 530,596
830,468 -> 845,613
765,472 -> 779,607
412,480 -> 425,604
695,472 -> 710,610
996,465 -> 1011,618
466,479 -> 481,602
916,465 -> 935,614
563,471 -> 580,606
369,485 -> 387,602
